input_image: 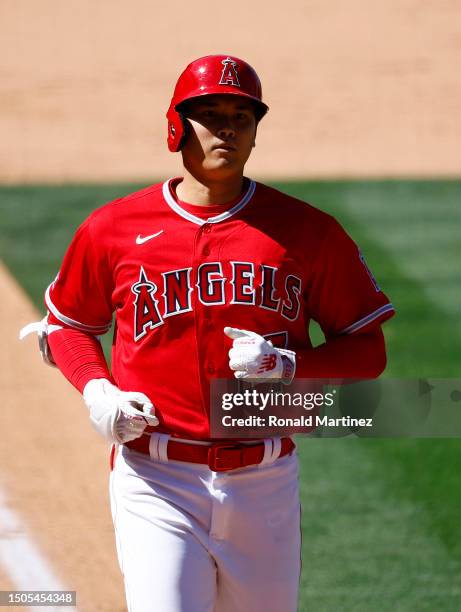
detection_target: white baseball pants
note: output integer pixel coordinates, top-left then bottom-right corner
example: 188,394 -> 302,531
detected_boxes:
109,441 -> 301,612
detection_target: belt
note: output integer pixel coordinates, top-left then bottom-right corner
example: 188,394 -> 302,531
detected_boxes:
125,436 -> 295,472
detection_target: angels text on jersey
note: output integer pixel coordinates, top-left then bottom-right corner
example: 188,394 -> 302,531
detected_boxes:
131,262 -> 302,342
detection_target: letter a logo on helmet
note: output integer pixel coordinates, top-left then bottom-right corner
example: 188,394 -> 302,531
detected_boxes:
219,57 -> 241,87
166,54 -> 269,152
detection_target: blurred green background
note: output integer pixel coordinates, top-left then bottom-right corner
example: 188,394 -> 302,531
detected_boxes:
1,180 -> 460,610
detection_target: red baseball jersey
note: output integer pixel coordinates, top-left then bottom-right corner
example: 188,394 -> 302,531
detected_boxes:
45,178 -> 394,439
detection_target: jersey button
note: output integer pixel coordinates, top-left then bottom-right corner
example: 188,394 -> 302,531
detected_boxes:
203,224 -> 212,234
203,246 -> 210,256
207,363 -> 215,374
203,311 -> 213,329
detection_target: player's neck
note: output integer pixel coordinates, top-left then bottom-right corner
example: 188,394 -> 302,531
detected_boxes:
176,170 -> 244,207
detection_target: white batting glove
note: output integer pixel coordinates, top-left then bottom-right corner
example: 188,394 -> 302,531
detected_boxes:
224,327 -> 296,385
82,378 -> 159,444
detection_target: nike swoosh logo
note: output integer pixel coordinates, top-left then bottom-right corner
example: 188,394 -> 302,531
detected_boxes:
136,230 -> 164,245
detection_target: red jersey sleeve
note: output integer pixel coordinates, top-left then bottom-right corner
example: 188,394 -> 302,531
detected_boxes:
306,218 -> 395,339
45,217 -> 113,335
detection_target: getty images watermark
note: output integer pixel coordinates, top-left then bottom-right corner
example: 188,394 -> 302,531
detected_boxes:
210,379 -> 461,438
219,387 -> 369,428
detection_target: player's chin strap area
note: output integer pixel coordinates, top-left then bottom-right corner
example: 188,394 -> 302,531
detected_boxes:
19,315 -> 62,367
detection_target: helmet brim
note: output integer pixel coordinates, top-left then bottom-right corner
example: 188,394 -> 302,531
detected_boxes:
176,91 -> 268,122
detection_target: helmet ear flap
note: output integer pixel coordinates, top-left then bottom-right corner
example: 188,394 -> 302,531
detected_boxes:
167,106 -> 187,152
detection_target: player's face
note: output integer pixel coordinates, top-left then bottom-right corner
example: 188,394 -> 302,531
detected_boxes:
181,95 -> 257,180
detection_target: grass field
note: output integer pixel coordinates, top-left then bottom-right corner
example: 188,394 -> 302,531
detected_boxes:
1,180 -> 460,610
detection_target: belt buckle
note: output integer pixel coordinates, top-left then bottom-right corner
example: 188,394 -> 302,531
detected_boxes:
208,443 -> 245,472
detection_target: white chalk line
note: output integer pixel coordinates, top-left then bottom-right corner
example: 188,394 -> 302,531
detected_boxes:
0,485 -> 79,611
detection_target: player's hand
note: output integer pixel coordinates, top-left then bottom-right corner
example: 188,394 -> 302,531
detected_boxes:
224,327 -> 296,385
82,378 -> 159,444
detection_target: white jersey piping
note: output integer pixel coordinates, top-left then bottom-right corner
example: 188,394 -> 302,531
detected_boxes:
45,283 -> 112,334
341,303 -> 395,335
162,178 -> 256,226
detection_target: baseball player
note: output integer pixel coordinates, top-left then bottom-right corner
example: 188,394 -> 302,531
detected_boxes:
22,55 -> 394,611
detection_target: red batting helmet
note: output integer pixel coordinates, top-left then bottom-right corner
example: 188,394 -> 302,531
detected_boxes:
166,54 -> 269,152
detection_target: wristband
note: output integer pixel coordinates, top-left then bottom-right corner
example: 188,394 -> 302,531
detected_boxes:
279,349 -> 296,385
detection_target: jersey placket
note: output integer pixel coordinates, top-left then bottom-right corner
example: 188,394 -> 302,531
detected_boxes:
192,221 -> 221,417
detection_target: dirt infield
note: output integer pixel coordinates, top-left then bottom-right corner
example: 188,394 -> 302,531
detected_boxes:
1,263 -> 125,610
1,1 -> 460,610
